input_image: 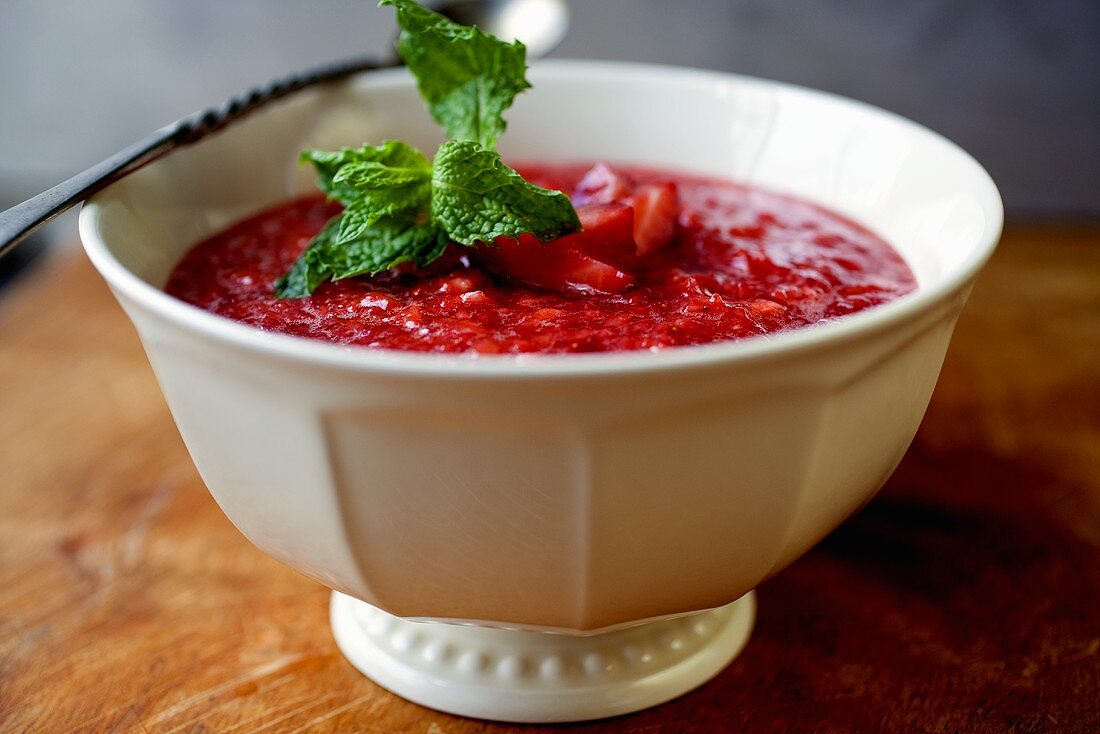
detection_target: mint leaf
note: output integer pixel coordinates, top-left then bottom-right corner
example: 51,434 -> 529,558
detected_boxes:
274,216 -> 342,298
432,140 -> 579,245
277,141 -> 438,297
330,146 -> 432,243
325,217 -> 448,280
381,0 -> 530,149
272,253 -> 318,299
301,141 -> 431,218
274,214 -> 449,299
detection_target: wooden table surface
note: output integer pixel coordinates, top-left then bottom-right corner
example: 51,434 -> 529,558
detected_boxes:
1,225 -> 1097,733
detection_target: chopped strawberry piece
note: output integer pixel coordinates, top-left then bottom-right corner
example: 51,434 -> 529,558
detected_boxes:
569,203 -> 636,266
476,171 -> 678,292
572,162 -> 636,205
572,165 -> 680,257
554,250 -> 636,293
480,234 -> 635,294
630,183 -> 680,255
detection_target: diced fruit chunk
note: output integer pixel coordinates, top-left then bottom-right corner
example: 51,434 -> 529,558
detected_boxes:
480,166 -> 681,292
570,163 -> 681,257
572,162 -> 636,205
630,183 -> 680,255
480,234 -> 635,293
569,203 -> 636,266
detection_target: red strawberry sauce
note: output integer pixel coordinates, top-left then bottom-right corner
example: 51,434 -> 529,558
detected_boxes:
165,164 -> 916,354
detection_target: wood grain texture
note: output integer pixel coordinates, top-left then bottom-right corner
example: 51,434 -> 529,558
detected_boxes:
1,225 -> 1097,733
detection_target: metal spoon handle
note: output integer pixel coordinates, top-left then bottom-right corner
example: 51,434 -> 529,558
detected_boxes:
0,55 -> 387,260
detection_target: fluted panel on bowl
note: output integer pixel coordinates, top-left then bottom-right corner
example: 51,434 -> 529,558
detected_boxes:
580,389 -> 825,629
121,302 -> 371,597
324,406 -> 591,629
769,307 -> 964,574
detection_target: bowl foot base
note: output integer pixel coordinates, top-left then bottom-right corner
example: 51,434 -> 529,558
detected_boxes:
330,590 -> 755,723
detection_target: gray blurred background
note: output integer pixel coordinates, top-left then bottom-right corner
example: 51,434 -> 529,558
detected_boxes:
1,0 -> 1098,224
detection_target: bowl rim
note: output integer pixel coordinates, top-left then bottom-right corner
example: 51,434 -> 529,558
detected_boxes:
79,59 -> 1003,380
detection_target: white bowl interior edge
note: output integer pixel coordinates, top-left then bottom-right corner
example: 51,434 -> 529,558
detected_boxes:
81,60 -> 1003,372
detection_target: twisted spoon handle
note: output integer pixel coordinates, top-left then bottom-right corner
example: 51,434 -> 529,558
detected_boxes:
0,55 -> 385,260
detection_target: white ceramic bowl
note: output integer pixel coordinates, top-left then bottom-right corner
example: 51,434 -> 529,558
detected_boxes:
79,61 -> 1001,721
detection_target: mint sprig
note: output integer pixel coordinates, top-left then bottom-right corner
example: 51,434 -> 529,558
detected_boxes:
275,0 -> 579,298
432,140 -> 579,245
275,216 -> 449,298
383,0 -> 530,148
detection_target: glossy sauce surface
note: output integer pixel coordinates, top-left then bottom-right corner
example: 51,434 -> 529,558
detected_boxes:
166,164 -> 916,353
